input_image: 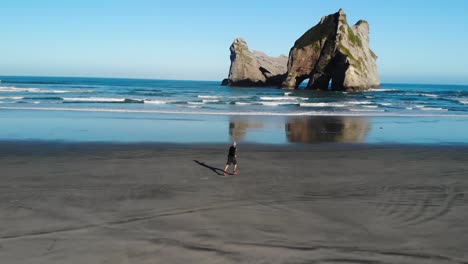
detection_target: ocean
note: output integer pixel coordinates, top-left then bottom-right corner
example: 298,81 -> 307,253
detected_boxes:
0,76 -> 467,144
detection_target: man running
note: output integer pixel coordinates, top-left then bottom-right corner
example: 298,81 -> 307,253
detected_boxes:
224,141 -> 238,176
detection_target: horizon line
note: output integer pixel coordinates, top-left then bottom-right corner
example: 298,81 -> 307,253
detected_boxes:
0,74 -> 467,87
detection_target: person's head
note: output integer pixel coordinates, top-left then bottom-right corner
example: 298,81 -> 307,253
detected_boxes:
233,141 -> 237,147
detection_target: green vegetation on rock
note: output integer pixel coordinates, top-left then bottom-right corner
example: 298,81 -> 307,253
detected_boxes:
338,44 -> 356,62
295,16 -> 336,49
347,26 -> 362,47
338,44 -> 365,71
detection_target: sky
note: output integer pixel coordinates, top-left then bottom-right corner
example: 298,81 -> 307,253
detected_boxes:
1,0 -> 468,84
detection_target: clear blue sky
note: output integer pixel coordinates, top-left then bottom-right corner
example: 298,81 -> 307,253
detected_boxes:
1,0 -> 467,84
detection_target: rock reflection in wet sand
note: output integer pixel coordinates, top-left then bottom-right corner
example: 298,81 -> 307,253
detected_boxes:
229,118 -> 267,141
228,116 -> 370,144
286,116 -> 370,143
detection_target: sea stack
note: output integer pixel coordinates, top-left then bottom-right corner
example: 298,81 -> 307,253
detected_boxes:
282,9 -> 380,91
222,38 -> 288,87
222,9 -> 380,91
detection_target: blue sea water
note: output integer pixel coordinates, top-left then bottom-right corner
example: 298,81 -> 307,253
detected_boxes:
0,76 -> 467,144
1,76 -> 467,115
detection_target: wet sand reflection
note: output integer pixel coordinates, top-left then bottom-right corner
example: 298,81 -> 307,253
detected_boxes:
229,116 -> 371,143
286,116 -> 370,143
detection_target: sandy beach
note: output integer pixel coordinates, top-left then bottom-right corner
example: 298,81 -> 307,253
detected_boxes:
0,142 -> 467,263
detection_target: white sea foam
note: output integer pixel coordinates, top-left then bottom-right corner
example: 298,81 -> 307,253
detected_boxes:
459,100 -> 468,105
0,96 -> 23,100
144,100 -> 167,104
188,102 -> 204,105
202,99 -> 220,103
0,86 -> 41,93
198,95 -> 220,99
367,88 -> 398,92
0,86 -> 92,93
260,96 -> 308,101
3,106 -> 467,117
362,105 -> 379,108
284,92 -> 293,96
300,102 -> 346,107
63,97 -> 126,102
235,102 -> 251,105
420,93 -> 438,98
380,103 -> 393,106
413,105 -> 448,111
347,101 -> 373,105
261,101 -> 299,106
420,107 -> 448,111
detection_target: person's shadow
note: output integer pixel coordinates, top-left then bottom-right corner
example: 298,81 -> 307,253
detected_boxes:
193,160 -> 232,176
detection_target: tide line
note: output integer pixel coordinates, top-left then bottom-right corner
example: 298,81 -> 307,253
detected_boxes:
1,106 -> 468,117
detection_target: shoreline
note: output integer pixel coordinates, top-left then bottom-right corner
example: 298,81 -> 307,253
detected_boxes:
2,106 -> 468,117
1,110 -> 468,145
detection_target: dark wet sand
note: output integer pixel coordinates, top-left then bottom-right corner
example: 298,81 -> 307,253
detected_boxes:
1,142 -> 467,263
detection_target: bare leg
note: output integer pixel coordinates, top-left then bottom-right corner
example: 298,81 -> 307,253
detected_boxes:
233,164 -> 238,174
224,164 -> 229,176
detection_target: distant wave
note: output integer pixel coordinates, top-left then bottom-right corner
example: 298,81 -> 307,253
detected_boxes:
202,99 -> 220,103
260,101 -> 299,106
294,101 -> 377,107
16,100 -> 41,104
420,93 -> 439,98
347,101 -> 373,105
413,105 -> 448,111
234,102 -> 251,106
260,96 -> 308,101
367,88 -> 399,92
198,95 -> 221,99
63,97 -> 145,103
349,108 -> 385,112
0,86 -> 94,93
2,106 -> 468,117
1,80 -> 71,85
143,99 -> 167,104
0,96 -> 23,100
362,105 -> 379,108
300,102 -> 346,107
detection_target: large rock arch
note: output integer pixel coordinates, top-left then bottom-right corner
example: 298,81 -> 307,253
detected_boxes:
282,9 -> 380,91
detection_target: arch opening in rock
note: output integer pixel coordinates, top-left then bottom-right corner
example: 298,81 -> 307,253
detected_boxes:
297,78 -> 310,90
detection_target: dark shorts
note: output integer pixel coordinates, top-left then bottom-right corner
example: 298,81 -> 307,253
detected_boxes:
226,155 -> 237,165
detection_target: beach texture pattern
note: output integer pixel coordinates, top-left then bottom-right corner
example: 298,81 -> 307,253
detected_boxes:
0,144 -> 467,263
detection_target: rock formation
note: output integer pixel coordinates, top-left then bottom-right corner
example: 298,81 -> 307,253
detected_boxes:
222,9 -> 380,91
222,38 -> 288,87
282,9 -> 379,91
